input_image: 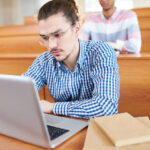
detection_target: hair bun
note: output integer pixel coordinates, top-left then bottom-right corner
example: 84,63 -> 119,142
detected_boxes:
67,0 -> 76,7
68,0 -> 75,3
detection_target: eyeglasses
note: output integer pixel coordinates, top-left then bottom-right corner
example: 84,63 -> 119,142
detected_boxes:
39,26 -> 71,47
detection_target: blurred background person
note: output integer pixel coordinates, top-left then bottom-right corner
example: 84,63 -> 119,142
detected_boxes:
80,0 -> 141,54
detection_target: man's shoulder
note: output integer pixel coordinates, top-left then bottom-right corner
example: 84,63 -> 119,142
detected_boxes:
82,40 -> 103,50
83,40 -> 114,57
84,13 -> 102,23
36,52 -> 54,64
118,9 -> 137,18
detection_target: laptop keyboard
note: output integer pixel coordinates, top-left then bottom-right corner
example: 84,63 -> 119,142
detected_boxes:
44,114 -> 66,124
47,125 -> 69,141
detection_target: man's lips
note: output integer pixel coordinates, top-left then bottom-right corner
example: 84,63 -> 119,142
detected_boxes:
51,50 -> 62,55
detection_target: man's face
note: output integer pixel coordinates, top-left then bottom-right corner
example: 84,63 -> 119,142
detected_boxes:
99,0 -> 115,10
38,12 -> 79,62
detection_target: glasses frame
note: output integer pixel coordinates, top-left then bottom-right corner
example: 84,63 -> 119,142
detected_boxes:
39,26 -> 72,47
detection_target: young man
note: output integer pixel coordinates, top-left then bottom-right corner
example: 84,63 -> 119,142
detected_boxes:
80,0 -> 141,54
23,0 -> 120,119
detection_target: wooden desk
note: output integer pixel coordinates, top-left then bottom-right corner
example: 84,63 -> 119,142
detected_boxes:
0,124 -> 87,150
118,53 -> 150,117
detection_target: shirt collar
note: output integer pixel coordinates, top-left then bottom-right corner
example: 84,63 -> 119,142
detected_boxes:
57,39 -> 86,71
76,39 -> 86,68
100,8 -> 119,21
57,61 -> 62,68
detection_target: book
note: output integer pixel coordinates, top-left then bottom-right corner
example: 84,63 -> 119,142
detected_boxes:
83,113 -> 150,150
94,113 -> 150,147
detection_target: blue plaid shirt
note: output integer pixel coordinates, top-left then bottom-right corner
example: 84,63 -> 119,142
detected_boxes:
24,39 -> 120,119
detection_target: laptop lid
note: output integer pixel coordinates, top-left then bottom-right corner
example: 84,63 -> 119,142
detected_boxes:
0,74 -> 88,148
0,74 -> 51,148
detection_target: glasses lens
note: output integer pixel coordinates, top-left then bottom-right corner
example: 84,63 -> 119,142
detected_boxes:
39,38 -> 46,47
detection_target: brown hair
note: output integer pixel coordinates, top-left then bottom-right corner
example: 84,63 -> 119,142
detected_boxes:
38,0 -> 79,26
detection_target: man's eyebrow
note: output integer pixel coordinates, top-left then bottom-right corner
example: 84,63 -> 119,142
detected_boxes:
52,29 -> 62,34
40,29 -> 62,37
40,34 -> 46,37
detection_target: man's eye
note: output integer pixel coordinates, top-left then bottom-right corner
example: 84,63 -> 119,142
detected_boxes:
42,36 -> 49,41
54,33 -> 62,38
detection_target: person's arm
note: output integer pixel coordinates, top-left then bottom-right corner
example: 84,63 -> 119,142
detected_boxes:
23,53 -> 47,90
40,100 -> 54,113
49,43 -> 120,119
115,11 -> 141,53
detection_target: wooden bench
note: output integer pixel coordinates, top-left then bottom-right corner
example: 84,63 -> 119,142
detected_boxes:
133,7 -> 150,53
0,24 -> 46,54
0,8 -> 150,54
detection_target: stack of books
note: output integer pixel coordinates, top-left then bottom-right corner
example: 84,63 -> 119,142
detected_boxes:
83,113 -> 150,150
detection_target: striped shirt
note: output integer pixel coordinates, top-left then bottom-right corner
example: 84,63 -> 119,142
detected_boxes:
80,9 -> 141,53
23,40 -> 120,119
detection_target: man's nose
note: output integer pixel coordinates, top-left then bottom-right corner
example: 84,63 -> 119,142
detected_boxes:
48,36 -> 57,50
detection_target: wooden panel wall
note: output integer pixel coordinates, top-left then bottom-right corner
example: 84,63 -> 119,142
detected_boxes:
0,54 -> 45,100
118,56 -> 150,117
132,7 -> 150,53
0,25 -> 47,54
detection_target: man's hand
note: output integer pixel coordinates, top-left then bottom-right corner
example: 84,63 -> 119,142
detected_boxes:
40,100 -> 54,114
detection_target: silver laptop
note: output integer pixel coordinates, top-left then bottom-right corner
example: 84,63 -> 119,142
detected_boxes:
0,74 -> 88,148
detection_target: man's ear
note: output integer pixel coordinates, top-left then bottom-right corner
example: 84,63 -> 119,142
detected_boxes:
75,22 -> 81,36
